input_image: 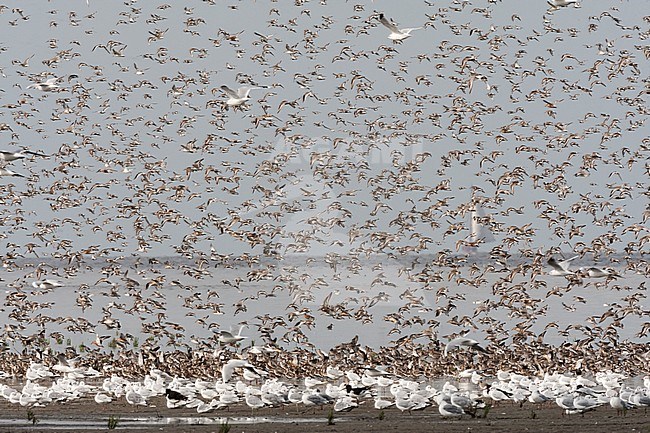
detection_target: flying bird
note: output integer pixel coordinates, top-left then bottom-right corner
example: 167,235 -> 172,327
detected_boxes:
443,337 -> 487,356
378,13 -> 421,41
547,255 -> 579,276
213,324 -> 248,344
27,77 -> 60,91
220,85 -> 266,107
0,150 -> 46,163
0,168 -> 25,178
548,0 -> 579,8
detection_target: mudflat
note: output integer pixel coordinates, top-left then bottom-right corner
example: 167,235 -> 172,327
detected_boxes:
0,396 -> 647,433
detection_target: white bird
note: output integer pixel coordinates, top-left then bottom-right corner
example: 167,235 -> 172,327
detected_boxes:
302,389 -> 332,408
0,168 -> 25,178
571,395 -> 601,413
528,389 -> 551,404
548,0 -> 579,8
609,396 -> 632,415
220,85 -> 265,107
32,279 -> 64,289
214,324 -> 247,344
374,396 -> 394,410
364,366 -> 389,377
438,402 -> 465,418
334,395 -> 358,412
326,366 -> 344,380
125,386 -> 147,406
555,394 -> 576,411
580,266 -> 614,278
547,255 -> 579,276
0,150 -> 46,163
244,388 -> 265,412
443,337 -> 487,356
629,391 -> 650,409
221,359 -> 250,382
94,393 -> 112,404
27,77 -> 60,91
378,14 -> 421,41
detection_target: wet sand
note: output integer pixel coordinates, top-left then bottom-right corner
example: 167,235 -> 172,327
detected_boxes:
0,397 -> 647,433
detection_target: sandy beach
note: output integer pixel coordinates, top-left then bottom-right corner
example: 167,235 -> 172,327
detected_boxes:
0,396 -> 647,433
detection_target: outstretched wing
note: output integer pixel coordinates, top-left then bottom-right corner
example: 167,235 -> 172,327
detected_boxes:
379,14 -> 401,33
236,87 -> 254,99
547,257 -> 565,272
23,150 -> 48,158
558,255 -> 579,271
220,85 -> 240,99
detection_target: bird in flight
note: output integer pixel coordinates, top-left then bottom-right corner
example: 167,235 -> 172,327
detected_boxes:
378,13 -> 421,41
443,337 -> 487,356
547,255 -> 579,276
547,0 -> 579,9
27,77 -> 60,92
220,85 -> 266,107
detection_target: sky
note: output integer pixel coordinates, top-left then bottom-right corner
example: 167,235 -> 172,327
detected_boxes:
0,0 -> 647,263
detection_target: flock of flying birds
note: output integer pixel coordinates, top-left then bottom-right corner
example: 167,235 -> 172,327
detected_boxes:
0,0 -> 648,420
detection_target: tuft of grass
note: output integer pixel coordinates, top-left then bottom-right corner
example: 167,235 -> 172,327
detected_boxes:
27,409 -> 38,425
218,419 -> 231,433
378,410 -> 385,420
133,337 -> 139,348
108,338 -> 118,349
107,415 -> 119,430
481,403 -> 492,419
327,408 -> 335,425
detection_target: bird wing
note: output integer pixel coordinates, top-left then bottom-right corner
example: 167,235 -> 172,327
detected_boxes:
557,255 -> 579,271
443,403 -> 465,415
23,151 -> 48,157
235,87 -> 252,98
548,257 -> 568,272
379,14 -> 401,34
220,85 -> 240,99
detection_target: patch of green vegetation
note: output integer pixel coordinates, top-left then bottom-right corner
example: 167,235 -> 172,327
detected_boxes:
27,409 -> 38,425
218,419 -> 231,433
481,403 -> 492,419
107,415 -> 119,430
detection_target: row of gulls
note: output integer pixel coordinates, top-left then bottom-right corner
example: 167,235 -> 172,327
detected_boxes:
1,355 -> 650,417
